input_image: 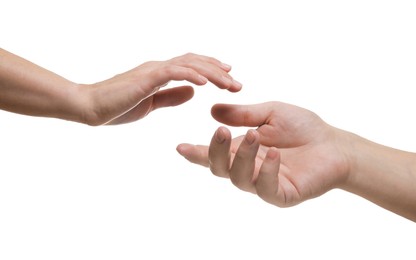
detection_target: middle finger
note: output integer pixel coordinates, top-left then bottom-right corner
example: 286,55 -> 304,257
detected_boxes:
229,130 -> 260,193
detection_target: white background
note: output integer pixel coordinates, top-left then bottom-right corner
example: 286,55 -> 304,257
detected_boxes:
1,0 -> 416,259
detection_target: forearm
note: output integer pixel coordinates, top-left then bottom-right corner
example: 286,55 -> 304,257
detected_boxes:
341,131 -> 416,221
0,48 -> 86,122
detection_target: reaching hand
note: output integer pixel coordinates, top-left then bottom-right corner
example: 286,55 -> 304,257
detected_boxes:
177,102 -> 350,207
0,49 -> 241,125
82,53 -> 242,125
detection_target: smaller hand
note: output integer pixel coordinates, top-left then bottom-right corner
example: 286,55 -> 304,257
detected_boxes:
81,53 -> 242,125
177,102 -> 350,207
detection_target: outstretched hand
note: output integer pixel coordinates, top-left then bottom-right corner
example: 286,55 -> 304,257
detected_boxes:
83,53 -> 242,125
0,50 -> 241,125
177,102 -> 350,207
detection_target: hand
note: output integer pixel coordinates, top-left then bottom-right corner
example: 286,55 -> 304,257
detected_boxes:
177,102 -> 350,207
81,53 -> 242,125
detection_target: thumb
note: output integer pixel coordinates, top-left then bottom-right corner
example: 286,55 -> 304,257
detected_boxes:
151,86 -> 194,111
211,102 -> 275,127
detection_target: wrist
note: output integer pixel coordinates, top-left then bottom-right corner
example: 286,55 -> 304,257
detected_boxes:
75,83 -> 106,126
338,131 -> 383,193
60,83 -> 94,125
74,82 -> 119,126
337,130 -> 416,221
330,127 -> 359,190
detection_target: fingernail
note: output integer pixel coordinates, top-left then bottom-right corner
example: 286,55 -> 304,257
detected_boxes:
245,130 -> 256,145
233,79 -> 243,89
215,128 -> 226,144
199,75 -> 208,84
267,148 -> 279,160
221,62 -> 232,70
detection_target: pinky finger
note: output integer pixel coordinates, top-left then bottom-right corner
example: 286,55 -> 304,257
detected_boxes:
255,147 -> 283,206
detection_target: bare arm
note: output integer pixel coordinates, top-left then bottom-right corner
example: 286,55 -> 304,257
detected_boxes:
342,133 -> 416,221
0,49 -> 241,125
177,102 -> 416,222
0,48 -> 85,122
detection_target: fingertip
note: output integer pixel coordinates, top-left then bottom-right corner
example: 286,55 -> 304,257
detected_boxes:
266,147 -> 280,161
214,128 -> 226,144
176,144 -> 184,154
214,126 -> 231,144
228,86 -> 242,93
181,85 -> 195,101
229,79 -> 243,92
220,62 -> 232,72
176,143 -> 189,156
213,103 -> 271,128
245,129 -> 259,145
219,125 -> 231,137
198,75 -> 208,85
211,103 -> 237,125
247,128 -> 259,137
211,103 -> 229,117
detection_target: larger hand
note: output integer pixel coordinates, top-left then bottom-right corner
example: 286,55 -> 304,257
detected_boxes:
177,102 -> 350,207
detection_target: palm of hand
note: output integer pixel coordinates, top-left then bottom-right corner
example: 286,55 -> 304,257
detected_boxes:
91,62 -> 195,125
228,110 -> 348,206
107,83 -> 193,125
106,94 -> 157,125
177,102 -> 349,207
83,53 -> 240,125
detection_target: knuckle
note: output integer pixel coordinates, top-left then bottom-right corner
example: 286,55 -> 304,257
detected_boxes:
141,60 -> 157,67
234,150 -> 249,162
161,64 -> 176,76
183,67 -> 196,78
177,52 -> 198,64
229,175 -> 242,187
184,52 -> 196,58
206,55 -> 220,65
163,65 -> 196,80
256,185 -> 290,208
230,174 -> 251,191
274,200 -> 290,208
209,166 -> 227,178
255,184 -> 267,198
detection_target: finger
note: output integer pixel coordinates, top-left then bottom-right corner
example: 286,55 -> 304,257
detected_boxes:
204,56 -> 232,72
229,130 -> 260,193
151,86 -> 194,111
105,97 -> 153,125
211,103 -> 274,127
172,52 -> 232,72
189,53 -> 233,72
208,126 -> 232,178
105,86 -> 194,125
170,53 -> 242,92
176,144 -> 209,167
181,62 -> 242,92
151,64 -> 208,88
255,147 -> 283,206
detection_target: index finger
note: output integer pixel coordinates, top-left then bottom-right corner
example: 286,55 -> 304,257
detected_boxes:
169,53 -> 242,92
176,143 -> 209,167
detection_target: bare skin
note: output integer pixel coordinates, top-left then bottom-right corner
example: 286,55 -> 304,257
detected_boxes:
177,102 -> 416,222
0,49 -> 241,125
